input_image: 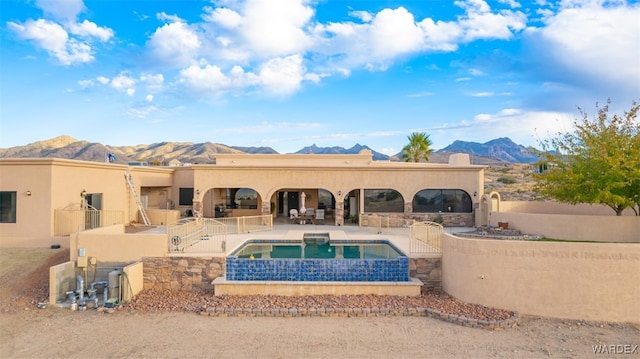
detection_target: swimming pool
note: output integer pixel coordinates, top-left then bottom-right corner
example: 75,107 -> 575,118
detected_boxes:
225,234 -> 410,282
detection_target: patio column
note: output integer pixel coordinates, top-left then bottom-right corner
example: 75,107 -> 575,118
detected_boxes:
261,200 -> 271,216
335,201 -> 344,226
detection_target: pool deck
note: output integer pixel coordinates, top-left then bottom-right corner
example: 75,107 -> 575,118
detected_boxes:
212,223 -> 470,297
224,222 -> 472,258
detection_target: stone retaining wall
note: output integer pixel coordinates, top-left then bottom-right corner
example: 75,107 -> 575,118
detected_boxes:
142,257 -> 225,291
142,257 -> 442,294
409,257 -> 442,293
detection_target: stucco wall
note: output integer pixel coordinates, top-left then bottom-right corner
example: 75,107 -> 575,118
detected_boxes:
499,201 -> 636,216
442,234 -> 640,323
488,212 -> 640,243
71,224 -> 167,262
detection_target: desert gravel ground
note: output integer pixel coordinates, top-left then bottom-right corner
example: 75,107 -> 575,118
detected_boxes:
1,247 -> 638,359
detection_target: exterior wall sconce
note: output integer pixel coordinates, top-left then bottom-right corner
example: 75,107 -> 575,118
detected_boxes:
26,190 -> 32,196
473,191 -> 477,197
195,189 -> 200,196
80,190 -> 87,198
338,190 -> 342,196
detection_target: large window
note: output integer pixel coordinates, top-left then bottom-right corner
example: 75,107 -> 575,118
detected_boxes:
363,189 -> 403,213
412,189 -> 472,213
234,188 -> 258,209
179,188 -> 194,206
0,191 -> 17,223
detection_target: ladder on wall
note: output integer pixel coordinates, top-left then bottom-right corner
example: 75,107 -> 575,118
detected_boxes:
125,172 -> 150,225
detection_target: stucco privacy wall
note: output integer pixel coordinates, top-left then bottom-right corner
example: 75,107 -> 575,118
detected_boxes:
489,212 -> 640,243
70,224 -> 166,262
498,201 -> 637,216
442,234 -> 640,323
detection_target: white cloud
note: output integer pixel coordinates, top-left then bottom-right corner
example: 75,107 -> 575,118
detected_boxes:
140,73 -> 165,92
527,1 -> 640,94
146,94 -> 154,102
110,72 -> 136,96
239,0 -> 314,56
7,19 -> 93,65
147,21 -> 201,67
35,0 -> 86,22
431,108 -> 574,147
258,55 -> 307,96
157,12 -> 185,23
456,0 -> 527,41
349,10 -> 373,23
202,7 -> 243,28
96,76 -> 110,85
68,20 -> 114,41
470,91 -> 494,97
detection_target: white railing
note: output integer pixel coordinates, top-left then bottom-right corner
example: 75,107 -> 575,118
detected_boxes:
359,214 -> 413,233
54,209 -> 125,236
214,215 -> 273,234
167,218 -> 227,253
410,221 -> 444,255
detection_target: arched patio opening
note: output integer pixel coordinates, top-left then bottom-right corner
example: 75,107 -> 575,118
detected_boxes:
271,188 -> 336,222
200,187 -> 262,218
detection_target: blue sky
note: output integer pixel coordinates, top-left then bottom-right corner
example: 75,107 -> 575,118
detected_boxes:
1,0 -> 639,155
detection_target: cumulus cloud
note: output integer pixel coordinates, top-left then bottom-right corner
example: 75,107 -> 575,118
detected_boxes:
238,0 -> 314,56
147,21 -> 201,67
525,1 -> 640,95
68,20 -> 114,41
8,0 -> 113,65
110,72 -> 136,96
35,0 -> 86,22
7,19 -> 94,65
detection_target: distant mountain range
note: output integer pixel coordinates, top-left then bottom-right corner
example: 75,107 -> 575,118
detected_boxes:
0,135 -> 539,164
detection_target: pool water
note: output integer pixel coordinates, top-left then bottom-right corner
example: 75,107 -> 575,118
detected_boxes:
233,239 -> 403,260
226,235 -> 409,282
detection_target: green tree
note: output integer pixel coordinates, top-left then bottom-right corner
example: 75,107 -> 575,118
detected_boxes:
402,132 -> 433,162
533,99 -> 640,216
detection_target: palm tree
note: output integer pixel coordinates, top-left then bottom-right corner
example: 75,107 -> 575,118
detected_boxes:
402,132 -> 433,162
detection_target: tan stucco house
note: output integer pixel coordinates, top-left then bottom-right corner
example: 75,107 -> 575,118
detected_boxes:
0,150 -> 484,247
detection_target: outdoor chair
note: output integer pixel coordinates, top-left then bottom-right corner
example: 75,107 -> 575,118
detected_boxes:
289,209 -> 299,223
315,209 -> 325,224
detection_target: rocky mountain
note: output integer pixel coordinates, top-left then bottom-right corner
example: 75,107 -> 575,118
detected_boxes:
0,135 -> 534,165
296,144 -> 389,161
0,136 -> 274,164
437,137 -> 539,163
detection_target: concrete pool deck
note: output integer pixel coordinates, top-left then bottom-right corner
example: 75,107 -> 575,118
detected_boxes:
211,223 -> 468,297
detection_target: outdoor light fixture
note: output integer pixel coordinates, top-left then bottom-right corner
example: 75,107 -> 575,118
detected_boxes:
81,190 -> 87,198
26,190 -> 32,196
473,191 -> 477,197
338,190 -> 342,196
195,189 -> 200,196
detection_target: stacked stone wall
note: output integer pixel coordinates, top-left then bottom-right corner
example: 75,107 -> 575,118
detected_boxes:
142,256 -> 442,294
142,257 -> 225,291
409,257 -> 442,293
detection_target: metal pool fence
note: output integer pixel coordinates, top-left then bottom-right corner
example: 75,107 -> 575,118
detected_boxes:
409,221 -> 443,254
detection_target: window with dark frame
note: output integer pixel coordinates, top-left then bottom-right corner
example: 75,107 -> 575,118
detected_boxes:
179,188 -> 194,206
0,191 -> 17,223
412,189 -> 472,213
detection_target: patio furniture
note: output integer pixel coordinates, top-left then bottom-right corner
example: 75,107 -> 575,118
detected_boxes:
315,209 -> 325,224
289,209 -> 299,223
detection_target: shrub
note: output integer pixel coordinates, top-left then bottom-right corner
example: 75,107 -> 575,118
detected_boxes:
497,176 -> 517,184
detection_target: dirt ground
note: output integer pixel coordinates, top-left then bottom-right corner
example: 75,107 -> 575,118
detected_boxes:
1,248 -> 638,359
